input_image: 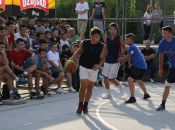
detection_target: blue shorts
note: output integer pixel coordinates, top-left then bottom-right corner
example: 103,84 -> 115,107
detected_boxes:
50,67 -> 63,78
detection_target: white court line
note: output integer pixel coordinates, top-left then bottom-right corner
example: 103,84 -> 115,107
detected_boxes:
96,100 -> 118,130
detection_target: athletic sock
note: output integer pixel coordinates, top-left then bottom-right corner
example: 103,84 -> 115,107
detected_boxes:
144,92 -> 148,95
23,71 -> 28,76
131,95 -> 135,97
30,89 -> 35,92
118,84 -> 122,88
9,90 -> 13,95
15,77 -> 19,82
161,100 -> 166,106
106,89 -> 110,94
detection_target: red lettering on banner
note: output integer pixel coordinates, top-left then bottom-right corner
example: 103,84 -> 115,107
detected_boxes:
20,0 -> 49,12
0,0 -> 5,10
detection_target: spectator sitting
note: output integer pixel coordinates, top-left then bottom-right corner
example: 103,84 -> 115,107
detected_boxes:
60,32 -> 70,47
45,31 -> 51,51
50,28 -> 61,52
43,19 -> 50,32
60,44 -> 79,92
5,21 -> 15,48
14,24 -> 30,49
62,44 -> 70,52
33,39 -> 47,55
34,18 -> 45,33
26,27 -> 35,51
141,39 -> 156,83
60,19 -> 68,33
66,25 -> 70,33
27,16 -> 36,39
32,32 -> 45,49
8,38 -> 40,99
50,21 -> 62,38
1,15 -> 8,26
69,28 -> 79,49
0,26 -> 10,51
15,16 -> 23,33
0,17 -> 5,26
46,42 -> 67,94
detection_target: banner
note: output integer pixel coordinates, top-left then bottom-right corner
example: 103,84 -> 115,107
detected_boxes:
0,0 -> 55,18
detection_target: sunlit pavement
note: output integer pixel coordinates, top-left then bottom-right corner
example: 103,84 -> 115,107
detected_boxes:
0,82 -> 174,130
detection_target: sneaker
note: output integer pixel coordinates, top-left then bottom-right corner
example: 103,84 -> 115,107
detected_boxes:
30,92 -> 37,99
45,91 -> 52,97
83,106 -> 88,114
40,86 -> 45,94
10,93 -> 21,100
98,80 -> 103,86
17,78 -> 29,85
10,93 -> 14,101
56,88 -> 67,94
119,85 -> 125,97
156,105 -> 165,111
0,100 -> 3,105
76,103 -> 83,115
102,93 -> 112,99
94,81 -> 99,86
143,93 -> 151,99
125,97 -> 136,103
36,93 -> 45,99
69,87 -> 76,93
150,79 -> 155,83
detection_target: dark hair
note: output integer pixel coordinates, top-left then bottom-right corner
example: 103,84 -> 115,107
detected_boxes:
72,44 -> 79,49
162,26 -> 173,34
39,39 -> 47,45
43,19 -> 49,23
45,31 -> 50,35
61,32 -> 67,36
50,42 -> 57,47
52,28 -> 58,33
36,32 -> 44,38
125,33 -> 135,41
6,21 -> 14,26
29,16 -> 35,20
0,41 -> 5,45
0,26 -> 5,31
16,16 -> 22,20
16,38 -> 24,44
26,27 -> 30,30
61,19 -> 66,23
8,16 -> 14,22
37,18 -> 43,23
109,22 -> 118,30
19,24 -> 27,29
1,15 -> 8,20
90,27 -> 102,36
38,48 -> 46,54
62,44 -> 69,50
55,21 -> 60,25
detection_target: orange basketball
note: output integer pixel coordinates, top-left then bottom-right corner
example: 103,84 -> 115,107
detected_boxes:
64,60 -> 78,73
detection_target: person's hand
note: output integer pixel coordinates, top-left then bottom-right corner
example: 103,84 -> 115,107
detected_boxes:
129,64 -> 133,69
25,33 -> 29,38
79,11 -> 83,15
118,58 -> 122,62
0,50 -> 5,53
93,64 -> 100,71
4,35 -> 8,42
103,17 -> 106,20
158,69 -> 163,77
89,17 -> 93,20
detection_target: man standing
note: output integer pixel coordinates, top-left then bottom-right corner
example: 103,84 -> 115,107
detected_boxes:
156,26 -> 175,111
90,0 -> 107,43
75,0 -> 89,40
141,40 -> 156,83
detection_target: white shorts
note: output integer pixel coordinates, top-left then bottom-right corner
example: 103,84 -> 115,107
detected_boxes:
102,62 -> 120,79
79,66 -> 99,82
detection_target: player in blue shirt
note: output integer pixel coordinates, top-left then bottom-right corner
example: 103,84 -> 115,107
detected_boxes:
118,33 -> 150,103
156,26 -> 175,111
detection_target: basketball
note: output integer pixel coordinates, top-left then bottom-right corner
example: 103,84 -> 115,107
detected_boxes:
64,60 -> 78,73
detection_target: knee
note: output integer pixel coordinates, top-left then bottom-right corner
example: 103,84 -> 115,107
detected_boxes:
80,86 -> 86,92
59,72 -> 64,78
127,77 -> 133,83
36,73 -> 40,78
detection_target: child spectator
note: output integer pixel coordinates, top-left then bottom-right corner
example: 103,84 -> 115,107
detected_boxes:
50,28 -> 61,51
62,44 -> 69,52
1,15 -> 8,26
45,31 -> 51,51
14,24 -> 30,49
27,16 -> 36,39
50,21 -> 62,38
34,18 -> 45,33
0,26 -> 10,50
33,32 -> 44,49
15,16 -> 23,33
43,20 -> 50,32
5,21 -> 15,47
0,17 -> 5,26
60,32 -> 70,47
60,19 -> 68,33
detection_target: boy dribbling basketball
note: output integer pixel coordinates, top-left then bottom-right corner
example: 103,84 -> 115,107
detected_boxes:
69,27 -> 106,114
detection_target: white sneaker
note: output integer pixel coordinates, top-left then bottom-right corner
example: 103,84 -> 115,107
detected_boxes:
102,93 -> 112,99
119,85 -> 125,97
151,40 -> 154,44
56,88 -> 67,94
69,87 -> 76,93
150,78 -> 155,83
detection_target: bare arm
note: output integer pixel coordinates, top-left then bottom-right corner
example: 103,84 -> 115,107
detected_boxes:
58,59 -> 63,70
102,7 -> 106,20
120,36 -> 126,57
152,14 -> 162,18
0,51 -> 7,65
118,54 -> 132,62
144,54 -> 155,60
90,9 -> 95,20
70,42 -> 83,61
159,53 -> 163,71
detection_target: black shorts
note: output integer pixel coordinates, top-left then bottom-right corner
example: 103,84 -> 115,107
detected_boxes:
129,68 -> 146,80
14,70 -> 23,76
166,67 -> 175,83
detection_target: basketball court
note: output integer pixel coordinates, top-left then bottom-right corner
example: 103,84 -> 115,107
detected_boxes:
0,82 -> 174,130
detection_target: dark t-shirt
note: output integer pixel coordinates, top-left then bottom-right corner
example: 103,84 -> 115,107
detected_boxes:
60,26 -> 68,33
60,50 -> 73,66
93,1 -> 106,19
141,48 -> 155,65
50,36 -> 60,45
27,25 -> 36,37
